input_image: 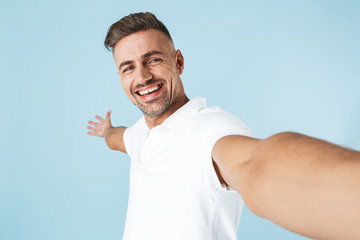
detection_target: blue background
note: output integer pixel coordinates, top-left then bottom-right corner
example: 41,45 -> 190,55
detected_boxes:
1,0 -> 359,239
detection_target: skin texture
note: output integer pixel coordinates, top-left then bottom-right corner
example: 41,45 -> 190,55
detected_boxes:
87,28 -> 360,239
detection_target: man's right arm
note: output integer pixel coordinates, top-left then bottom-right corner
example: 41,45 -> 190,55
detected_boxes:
104,126 -> 127,153
87,110 -> 127,153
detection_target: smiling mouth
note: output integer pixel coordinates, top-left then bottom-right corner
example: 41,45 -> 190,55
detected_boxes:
136,83 -> 163,96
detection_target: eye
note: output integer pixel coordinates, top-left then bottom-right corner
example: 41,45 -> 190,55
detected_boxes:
149,58 -> 161,64
123,66 -> 134,73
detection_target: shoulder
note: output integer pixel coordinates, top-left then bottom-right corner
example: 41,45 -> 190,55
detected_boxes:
190,106 -> 254,137
185,105 -> 254,152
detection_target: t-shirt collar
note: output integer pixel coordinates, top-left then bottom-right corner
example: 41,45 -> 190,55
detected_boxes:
153,97 -> 207,131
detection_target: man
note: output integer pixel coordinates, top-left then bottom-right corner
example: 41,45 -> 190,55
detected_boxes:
87,12 -> 360,240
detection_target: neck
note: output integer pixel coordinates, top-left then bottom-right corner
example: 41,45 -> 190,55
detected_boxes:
144,94 -> 189,129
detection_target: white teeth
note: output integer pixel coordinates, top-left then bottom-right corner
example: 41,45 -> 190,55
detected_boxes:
138,84 -> 160,96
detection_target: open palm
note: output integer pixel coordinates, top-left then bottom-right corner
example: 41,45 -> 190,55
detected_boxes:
87,110 -> 112,137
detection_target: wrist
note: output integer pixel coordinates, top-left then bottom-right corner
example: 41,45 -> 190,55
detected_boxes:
103,126 -> 114,138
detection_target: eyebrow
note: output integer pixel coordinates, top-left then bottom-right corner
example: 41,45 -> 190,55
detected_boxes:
118,50 -> 165,71
118,60 -> 134,71
142,50 -> 164,58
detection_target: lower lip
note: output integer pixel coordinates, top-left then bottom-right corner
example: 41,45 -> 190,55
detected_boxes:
137,85 -> 163,101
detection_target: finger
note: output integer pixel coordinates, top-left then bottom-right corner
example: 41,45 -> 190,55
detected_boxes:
88,121 -> 99,127
95,115 -> 103,122
106,110 -> 112,119
87,126 -> 96,131
87,131 -> 96,136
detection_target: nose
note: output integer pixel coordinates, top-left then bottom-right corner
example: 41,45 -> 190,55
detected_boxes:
136,64 -> 152,84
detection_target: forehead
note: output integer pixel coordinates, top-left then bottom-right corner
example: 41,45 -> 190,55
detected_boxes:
113,29 -> 174,63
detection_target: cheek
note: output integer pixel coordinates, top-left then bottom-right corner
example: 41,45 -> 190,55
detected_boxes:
153,64 -> 175,77
121,78 -> 136,97
121,79 -> 130,93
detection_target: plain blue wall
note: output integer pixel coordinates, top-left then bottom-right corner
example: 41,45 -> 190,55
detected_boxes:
1,0 -> 359,239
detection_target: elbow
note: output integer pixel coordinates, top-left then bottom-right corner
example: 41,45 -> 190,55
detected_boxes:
105,138 -> 116,150
105,136 -> 126,153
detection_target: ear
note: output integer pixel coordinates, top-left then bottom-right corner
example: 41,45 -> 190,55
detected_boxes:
117,72 -> 120,76
175,49 -> 184,75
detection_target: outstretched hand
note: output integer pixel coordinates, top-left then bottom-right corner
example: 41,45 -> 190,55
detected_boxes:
87,110 -> 113,137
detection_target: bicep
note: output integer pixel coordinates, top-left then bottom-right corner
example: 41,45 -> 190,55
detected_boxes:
212,135 -> 259,172
212,135 -> 260,199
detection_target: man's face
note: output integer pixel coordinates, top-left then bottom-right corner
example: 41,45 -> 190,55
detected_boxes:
113,29 -> 185,118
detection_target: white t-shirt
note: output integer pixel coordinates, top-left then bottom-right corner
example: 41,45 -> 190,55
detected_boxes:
122,97 -> 254,240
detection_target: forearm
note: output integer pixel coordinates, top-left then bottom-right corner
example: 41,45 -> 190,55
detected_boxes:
230,132 -> 360,239
104,126 -> 127,153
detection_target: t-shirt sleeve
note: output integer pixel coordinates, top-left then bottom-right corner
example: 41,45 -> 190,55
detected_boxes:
190,107 -> 254,194
123,126 -> 133,158
122,117 -> 148,159
208,123 -> 253,193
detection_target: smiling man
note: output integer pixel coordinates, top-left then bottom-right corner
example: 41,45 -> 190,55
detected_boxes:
113,28 -> 188,127
87,12 -> 360,240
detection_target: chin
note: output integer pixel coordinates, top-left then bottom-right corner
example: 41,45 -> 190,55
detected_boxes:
141,101 -> 171,118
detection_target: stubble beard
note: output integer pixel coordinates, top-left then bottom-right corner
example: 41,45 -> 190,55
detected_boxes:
131,78 -> 183,119
135,92 -> 172,118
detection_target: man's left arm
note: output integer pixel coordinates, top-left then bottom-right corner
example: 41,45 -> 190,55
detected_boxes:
212,132 -> 360,240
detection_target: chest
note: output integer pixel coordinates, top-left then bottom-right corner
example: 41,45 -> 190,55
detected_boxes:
129,126 -> 207,192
